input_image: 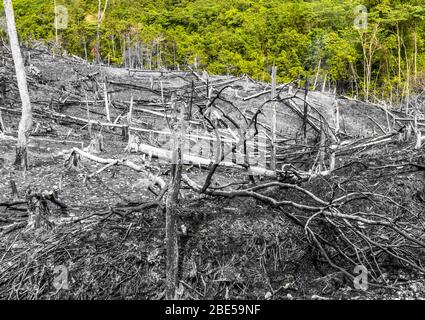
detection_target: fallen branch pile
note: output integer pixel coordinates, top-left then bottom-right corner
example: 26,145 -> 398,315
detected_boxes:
181,151 -> 425,282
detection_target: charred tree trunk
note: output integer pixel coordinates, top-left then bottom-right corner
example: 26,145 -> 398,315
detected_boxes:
165,149 -> 182,299
270,66 -> 277,171
26,188 -> 52,231
25,187 -> 66,231
165,102 -> 186,299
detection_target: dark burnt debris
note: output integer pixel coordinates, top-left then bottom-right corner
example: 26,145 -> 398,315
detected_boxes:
1,43 -> 425,300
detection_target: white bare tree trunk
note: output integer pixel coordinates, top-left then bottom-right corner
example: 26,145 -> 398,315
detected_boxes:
270,66 -> 277,171
96,0 -> 109,64
96,0 -> 101,63
3,0 -> 32,170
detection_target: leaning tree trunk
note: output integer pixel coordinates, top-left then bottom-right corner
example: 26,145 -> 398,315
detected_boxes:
96,0 -> 109,64
3,0 -> 32,170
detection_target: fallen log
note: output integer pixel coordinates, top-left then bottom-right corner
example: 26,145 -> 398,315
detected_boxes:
70,148 -> 166,188
335,133 -> 397,155
242,84 -> 288,101
136,142 -> 276,177
132,142 -> 330,179
0,200 -> 27,208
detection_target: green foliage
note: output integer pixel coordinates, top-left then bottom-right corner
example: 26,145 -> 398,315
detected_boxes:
2,0 -> 425,100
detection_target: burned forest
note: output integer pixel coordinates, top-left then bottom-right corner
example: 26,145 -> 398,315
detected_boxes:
2,0 -> 425,302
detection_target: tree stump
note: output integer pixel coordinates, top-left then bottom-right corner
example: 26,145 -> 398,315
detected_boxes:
25,188 -> 54,231
25,187 -> 67,231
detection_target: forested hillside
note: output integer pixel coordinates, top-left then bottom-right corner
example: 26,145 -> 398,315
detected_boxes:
1,0 -> 424,104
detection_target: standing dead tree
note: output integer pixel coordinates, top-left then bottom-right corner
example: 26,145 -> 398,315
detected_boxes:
165,99 -> 186,299
0,76 -> 6,133
0,109 -> 5,134
3,0 -> 33,170
270,66 -> 277,171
